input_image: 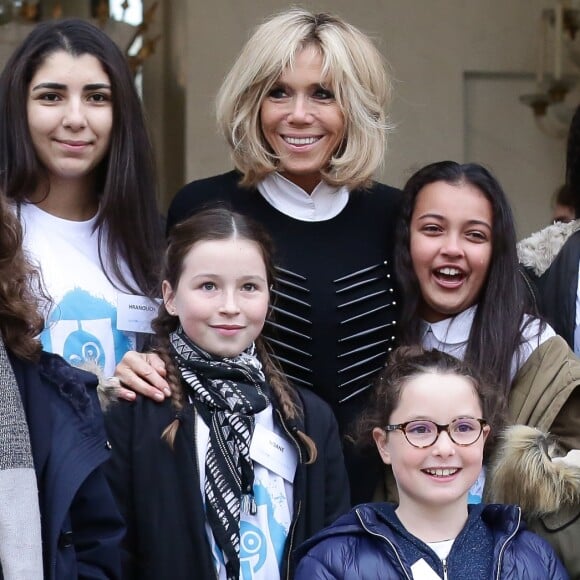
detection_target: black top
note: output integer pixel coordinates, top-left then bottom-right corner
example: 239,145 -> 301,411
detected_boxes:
526,229 -> 580,350
168,171 -> 401,430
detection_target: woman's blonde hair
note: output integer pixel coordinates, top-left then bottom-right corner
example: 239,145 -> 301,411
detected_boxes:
216,8 -> 392,190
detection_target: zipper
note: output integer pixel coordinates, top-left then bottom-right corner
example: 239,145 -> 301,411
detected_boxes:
355,508 -> 412,580
442,557 -> 448,580
495,507 -> 521,579
276,408 -> 303,580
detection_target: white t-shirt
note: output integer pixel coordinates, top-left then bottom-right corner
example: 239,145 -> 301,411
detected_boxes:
19,202 -> 136,376
196,405 -> 294,580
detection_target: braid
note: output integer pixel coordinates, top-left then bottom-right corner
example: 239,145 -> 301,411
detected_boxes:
152,309 -> 185,448
256,338 -> 317,464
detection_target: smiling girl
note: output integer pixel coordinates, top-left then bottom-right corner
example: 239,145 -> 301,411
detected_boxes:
104,208 -> 349,580
294,347 -> 567,579
0,20 -> 163,376
395,161 -> 580,455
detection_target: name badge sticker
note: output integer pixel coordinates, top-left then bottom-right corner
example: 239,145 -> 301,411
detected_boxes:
250,423 -> 298,482
117,293 -> 161,334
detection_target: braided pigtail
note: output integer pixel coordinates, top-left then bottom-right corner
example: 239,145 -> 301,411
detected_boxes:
152,309 -> 185,449
256,338 -> 317,464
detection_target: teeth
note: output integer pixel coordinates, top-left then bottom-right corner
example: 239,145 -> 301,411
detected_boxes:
284,136 -> 319,145
437,267 -> 462,276
425,468 -> 458,477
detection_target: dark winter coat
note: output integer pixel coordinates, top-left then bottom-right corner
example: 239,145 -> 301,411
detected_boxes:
10,351 -> 124,580
518,221 -> 580,350
104,383 -> 350,580
294,502 -> 569,579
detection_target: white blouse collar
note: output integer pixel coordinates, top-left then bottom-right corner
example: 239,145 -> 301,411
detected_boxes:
420,305 -> 478,345
257,172 -> 349,222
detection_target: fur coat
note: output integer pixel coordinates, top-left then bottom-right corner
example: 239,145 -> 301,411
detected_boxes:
487,425 -> 580,579
518,220 -> 580,278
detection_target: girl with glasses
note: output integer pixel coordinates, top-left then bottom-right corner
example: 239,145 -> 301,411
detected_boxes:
391,160 -> 580,576
294,347 -> 567,579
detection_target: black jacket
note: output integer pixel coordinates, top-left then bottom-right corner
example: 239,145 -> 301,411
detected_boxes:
11,352 -> 124,580
519,225 -> 580,349
104,383 -> 350,580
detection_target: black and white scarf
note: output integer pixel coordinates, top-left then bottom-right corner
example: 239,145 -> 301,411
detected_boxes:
169,328 -> 270,580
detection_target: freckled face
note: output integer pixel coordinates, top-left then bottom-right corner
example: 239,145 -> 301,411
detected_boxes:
260,45 -> 345,193
409,181 -> 493,322
27,51 -> 113,187
162,238 -> 270,358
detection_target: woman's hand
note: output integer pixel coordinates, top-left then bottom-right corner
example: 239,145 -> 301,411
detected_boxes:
114,351 -> 171,402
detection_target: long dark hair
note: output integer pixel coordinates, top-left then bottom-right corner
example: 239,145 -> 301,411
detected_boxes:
395,161 -> 535,396
0,19 -> 162,297
153,208 -> 316,461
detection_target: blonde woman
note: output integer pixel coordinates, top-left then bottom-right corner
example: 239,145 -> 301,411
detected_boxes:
117,8 -> 400,503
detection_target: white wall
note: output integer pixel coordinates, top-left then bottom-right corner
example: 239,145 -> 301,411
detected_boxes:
178,0 -> 572,237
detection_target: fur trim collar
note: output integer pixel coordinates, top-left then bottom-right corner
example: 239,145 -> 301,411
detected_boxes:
518,220 -> 580,277
486,425 -> 580,516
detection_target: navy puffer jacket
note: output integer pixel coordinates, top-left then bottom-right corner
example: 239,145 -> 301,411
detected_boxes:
294,503 -> 569,579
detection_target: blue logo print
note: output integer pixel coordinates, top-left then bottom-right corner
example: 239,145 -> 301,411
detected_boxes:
41,288 -> 131,372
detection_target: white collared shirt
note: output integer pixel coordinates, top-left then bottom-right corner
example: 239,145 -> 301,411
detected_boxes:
421,305 -> 555,381
257,172 -> 349,222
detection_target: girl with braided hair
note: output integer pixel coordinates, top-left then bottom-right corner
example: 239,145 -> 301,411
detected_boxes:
104,207 -> 349,580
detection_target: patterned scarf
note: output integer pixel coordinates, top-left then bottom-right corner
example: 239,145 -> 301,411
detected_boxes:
0,337 -> 43,578
169,328 -> 270,580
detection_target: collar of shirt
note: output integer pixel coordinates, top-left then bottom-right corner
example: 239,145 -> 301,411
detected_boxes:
420,305 -> 478,346
257,172 -> 349,222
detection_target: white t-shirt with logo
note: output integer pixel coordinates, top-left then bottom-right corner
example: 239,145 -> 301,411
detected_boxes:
19,202 -> 136,376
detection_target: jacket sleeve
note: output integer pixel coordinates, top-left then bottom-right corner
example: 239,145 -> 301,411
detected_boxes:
514,530 -> 571,580
294,552 -> 341,580
510,335 -> 580,450
70,466 -> 125,579
103,400 -> 138,580
300,391 -> 351,525
550,386 -> 580,451
321,410 -> 351,525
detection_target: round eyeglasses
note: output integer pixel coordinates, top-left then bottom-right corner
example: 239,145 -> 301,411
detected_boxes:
384,417 -> 487,448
